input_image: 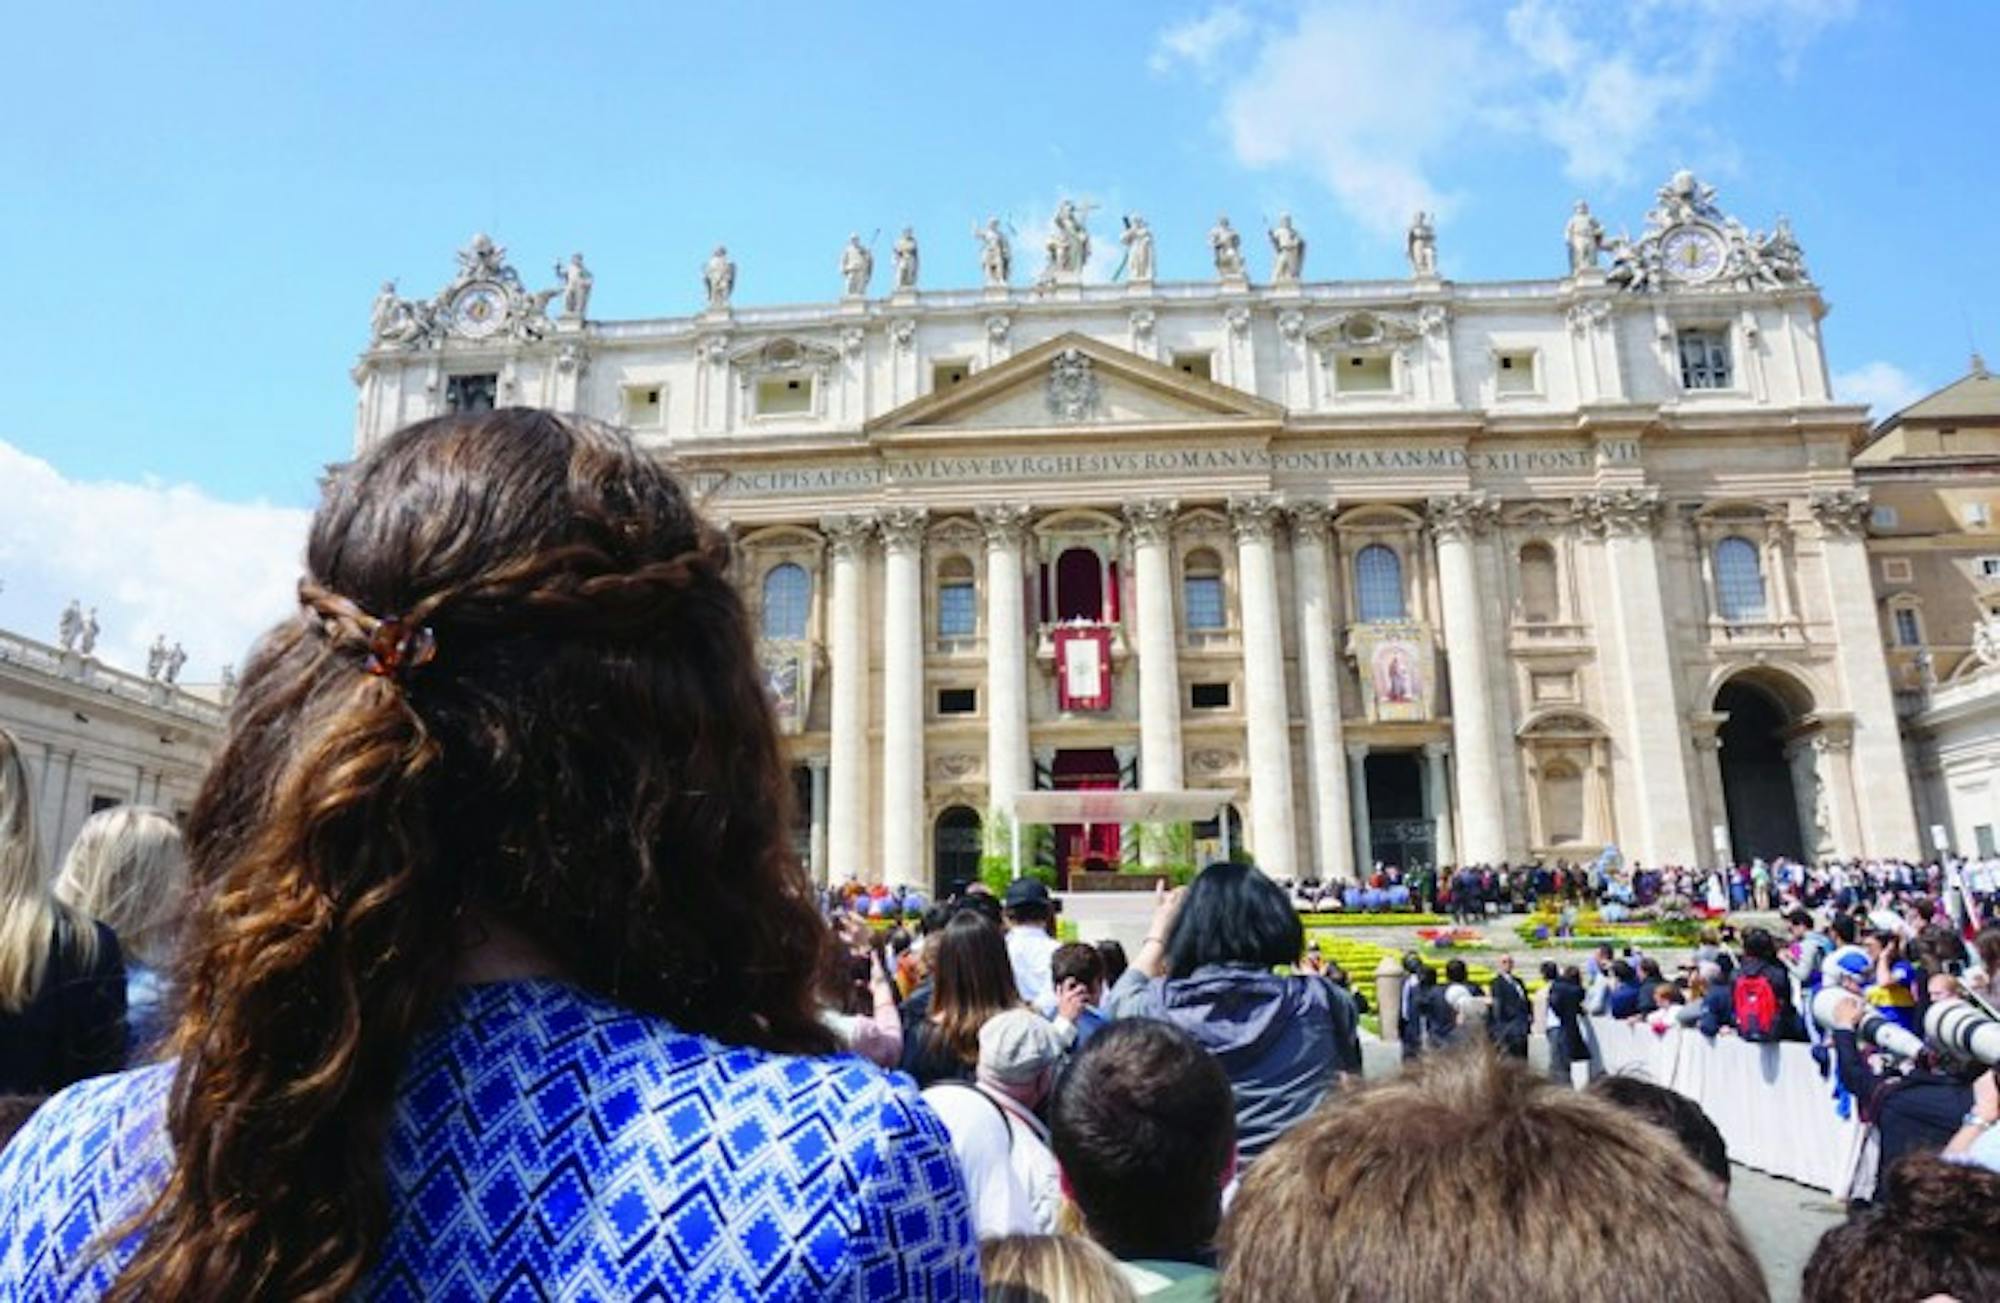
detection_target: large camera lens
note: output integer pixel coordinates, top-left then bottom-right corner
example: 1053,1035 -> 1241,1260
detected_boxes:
1924,1001 -> 2000,1066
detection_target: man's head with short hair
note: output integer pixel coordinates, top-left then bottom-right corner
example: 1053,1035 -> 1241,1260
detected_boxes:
1002,877 -> 1055,928
1784,908 -> 1814,937
1049,1018 -> 1236,1264
1218,1052 -> 1765,1303
1801,1156 -> 2000,1303
1588,1074 -> 1730,1200
1051,941 -> 1105,1002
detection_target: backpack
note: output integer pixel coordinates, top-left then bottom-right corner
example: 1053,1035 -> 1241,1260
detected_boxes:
1734,970 -> 1779,1041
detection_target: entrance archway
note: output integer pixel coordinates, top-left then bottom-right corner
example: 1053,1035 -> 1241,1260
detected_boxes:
933,805 -> 982,895
1716,677 -> 1806,862
1365,752 -> 1433,870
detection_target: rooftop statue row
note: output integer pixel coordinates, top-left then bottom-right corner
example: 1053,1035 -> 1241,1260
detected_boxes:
365,174 -> 1809,348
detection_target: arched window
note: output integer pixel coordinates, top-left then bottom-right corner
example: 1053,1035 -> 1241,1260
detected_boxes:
1354,545 -> 1406,623
937,555 -> 976,639
1518,542 -> 1558,624
1182,548 -> 1225,630
1713,537 -> 1768,622
761,562 -> 811,640
1538,762 -> 1585,846
934,806 -> 983,891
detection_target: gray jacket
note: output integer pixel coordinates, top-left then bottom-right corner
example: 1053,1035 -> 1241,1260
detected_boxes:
1106,963 -> 1361,1160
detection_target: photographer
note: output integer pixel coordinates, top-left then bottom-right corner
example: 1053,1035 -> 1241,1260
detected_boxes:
1825,994 -> 1977,1170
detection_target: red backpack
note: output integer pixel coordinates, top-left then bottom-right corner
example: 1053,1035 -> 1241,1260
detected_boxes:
1734,971 -> 1779,1041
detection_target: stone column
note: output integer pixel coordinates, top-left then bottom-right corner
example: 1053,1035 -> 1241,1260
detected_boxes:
978,505 -> 1035,831
822,513 -> 874,881
1689,723 -> 1730,868
1817,730 -> 1864,858
1579,489 -> 1700,865
1347,742 -> 1373,874
1427,495 -> 1507,865
1289,501 -> 1354,880
879,507 -> 928,886
1124,500 -> 1184,796
808,757 -> 829,884
1423,741 -> 1456,867
1230,495 -> 1297,879
1811,490 -> 1920,857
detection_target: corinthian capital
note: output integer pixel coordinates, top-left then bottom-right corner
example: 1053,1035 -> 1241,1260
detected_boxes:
1227,494 -> 1282,544
975,503 -> 1034,550
1425,492 -> 1497,541
820,512 -> 877,561
1808,488 -> 1871,537
1122,498 -> 1180,548
1573,488 -> 1663,538
1286,498 -> 1336,539
877,505 -> 929,553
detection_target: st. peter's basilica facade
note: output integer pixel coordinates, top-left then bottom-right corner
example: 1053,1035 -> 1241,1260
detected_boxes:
349,173 -> 1920,889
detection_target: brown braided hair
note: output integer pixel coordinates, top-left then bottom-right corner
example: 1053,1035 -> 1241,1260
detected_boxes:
104,408 -> 832,1300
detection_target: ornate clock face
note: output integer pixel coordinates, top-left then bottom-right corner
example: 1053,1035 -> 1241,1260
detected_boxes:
451,282 -> 508,338
1660,225 -> 1727,283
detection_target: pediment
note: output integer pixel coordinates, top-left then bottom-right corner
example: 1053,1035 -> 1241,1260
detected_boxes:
868,333 -> 1281,437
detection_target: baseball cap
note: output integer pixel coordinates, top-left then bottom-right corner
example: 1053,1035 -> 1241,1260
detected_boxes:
1002,878 -> 1053,910
978,1010 -> 1066,1085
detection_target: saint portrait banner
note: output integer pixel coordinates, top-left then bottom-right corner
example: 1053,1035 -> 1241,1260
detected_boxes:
1055,625 -> 1113,712
760,642 -> 812,734
1353,625 -> 1432,722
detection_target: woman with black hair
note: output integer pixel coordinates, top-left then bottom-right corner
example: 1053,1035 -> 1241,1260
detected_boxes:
1104,863 -> 1361,1160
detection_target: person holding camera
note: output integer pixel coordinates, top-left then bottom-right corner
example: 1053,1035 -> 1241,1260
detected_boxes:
1826,994 -> 1978,1171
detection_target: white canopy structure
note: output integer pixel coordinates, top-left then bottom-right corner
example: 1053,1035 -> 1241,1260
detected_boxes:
1006,789 -> 1237,875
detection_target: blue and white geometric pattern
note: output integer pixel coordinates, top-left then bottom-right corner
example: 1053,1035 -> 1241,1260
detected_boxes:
0,980 -> 982,1300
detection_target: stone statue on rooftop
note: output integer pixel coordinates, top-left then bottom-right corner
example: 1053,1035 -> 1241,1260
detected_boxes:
557,253 -> 593,317
1042,200 -> 1091,279
58,600 -> 82,652
1565,201 -> 1604,273
163,642 -> 188,686
1119,214 -> 1154,282
146,635 -> 168,681
703,246 -> 735,310
973,218 -> 1011,287
1268,213 -> 1306,283
840,233 -> 874,297
1210,215 -> 1245,279
1406,210 -> 1438,278
891,227 -> 919,291
79,608 -> 99,656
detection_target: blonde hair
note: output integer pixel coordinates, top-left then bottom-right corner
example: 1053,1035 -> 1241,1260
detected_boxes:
980,1235 -> 1139,1303
56,805 -> 187,970
0,728 -> 96,1012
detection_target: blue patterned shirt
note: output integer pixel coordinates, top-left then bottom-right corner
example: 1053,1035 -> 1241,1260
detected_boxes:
0,979 -> 982,1300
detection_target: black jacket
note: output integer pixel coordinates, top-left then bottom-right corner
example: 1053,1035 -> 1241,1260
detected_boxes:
0,918 -> 127,1095
1489,973 -> 1531,1043
1831,1030 -> 1973,1170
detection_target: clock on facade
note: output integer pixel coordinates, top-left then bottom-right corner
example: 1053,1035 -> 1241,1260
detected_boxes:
1659,224 -> 1727,284
450,282 -> 508,338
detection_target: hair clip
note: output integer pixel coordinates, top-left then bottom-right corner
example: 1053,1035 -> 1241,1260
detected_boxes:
365,617 -> 437,682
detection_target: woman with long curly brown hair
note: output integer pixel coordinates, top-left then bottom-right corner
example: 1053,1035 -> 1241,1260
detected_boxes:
900,911 -> 1024,1087
0,410 -> 980,1299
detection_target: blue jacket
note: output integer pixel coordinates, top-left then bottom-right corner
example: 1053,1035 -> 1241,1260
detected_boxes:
1107,963 -> 1361,1160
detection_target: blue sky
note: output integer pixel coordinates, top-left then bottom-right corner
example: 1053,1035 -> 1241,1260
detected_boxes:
2,0 -> 1996,674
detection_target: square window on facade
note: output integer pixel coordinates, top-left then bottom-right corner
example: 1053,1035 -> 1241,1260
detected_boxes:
754,376 -> 814,415
937,582 -> 976,638
937,688 -> 977,715
1980,557 -> 2000,580
1173,352 -> 1213,382
1190,682 -> 1231,709
1964,502 -> 1990,528
1978,825 -> 1997,858
622,385 -> 663,427
89,794 -> 122,814
1871,505 -> 1899,530
1183,575 -> 1225,630
446,373 -> 498,414
1676,329 -> 1732,390
932,361 -> 969,391
1882,558 -> 1913,584
1495,351 -> 1537,394
1335,354 -> 1394,393
1894,608 -> 1922,646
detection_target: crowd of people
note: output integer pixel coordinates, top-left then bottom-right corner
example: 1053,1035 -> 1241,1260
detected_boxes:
1,409 -> 1997,1300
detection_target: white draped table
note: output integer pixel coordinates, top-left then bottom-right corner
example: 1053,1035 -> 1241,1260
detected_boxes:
1586,1017 -> 1868,1197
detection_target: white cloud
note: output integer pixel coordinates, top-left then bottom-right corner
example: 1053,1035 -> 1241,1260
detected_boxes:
1150,5 -> 1251,75
1169,0 -> 1859,240
1834,361 -> 1930,420
0,440 -> 310,683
